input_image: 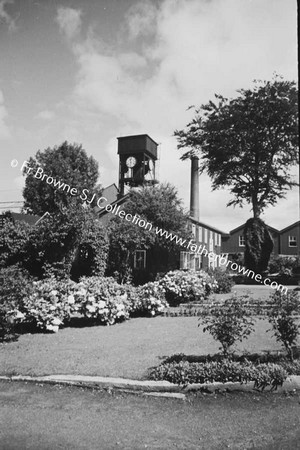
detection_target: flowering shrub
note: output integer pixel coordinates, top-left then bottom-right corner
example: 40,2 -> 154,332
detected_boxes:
16,278 -> 79,332
79,277 -> 131,325
132,282 -> 168,316
158,270 -> 218,306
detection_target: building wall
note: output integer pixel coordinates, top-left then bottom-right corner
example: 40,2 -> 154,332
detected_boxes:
221,226 -> 280,256
280,223 -> 300,256
180,221 -> 223,271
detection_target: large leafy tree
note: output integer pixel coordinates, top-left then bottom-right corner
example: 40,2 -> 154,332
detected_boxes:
23,141 -> 101,215
107,183 -> 191,283
175,77 -> 299,272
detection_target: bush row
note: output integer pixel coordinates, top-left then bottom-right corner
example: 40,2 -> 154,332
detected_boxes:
5,275 -> 168,333
148,359 -> 289,390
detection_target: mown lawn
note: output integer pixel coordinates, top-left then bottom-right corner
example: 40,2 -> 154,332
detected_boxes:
0,285 -> 299,379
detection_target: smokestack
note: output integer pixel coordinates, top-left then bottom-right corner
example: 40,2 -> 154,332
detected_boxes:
190,156 -> 200,220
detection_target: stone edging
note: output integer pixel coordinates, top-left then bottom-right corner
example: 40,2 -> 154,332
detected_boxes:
1,374 -> 300,397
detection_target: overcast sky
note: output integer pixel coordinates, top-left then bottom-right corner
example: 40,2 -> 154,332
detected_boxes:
0,0 -> 298,232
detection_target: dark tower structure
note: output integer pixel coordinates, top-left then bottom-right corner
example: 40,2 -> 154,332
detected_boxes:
117,134 -> 158,196
190,156 -> 200,220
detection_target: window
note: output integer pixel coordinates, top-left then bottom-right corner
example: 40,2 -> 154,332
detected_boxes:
209,235 -> 214,252
289,236 -> 297,247
189,253 -> 196,270
180,252 -> 201,271
214,233 -> 218,245
198,226 -> 202,241
218,234 -> 221,246
134,250 -> 146,269
192,224 -> 196,237
194,255 -> 202,270
204,228 -> 208,243
239,235 -> 245,247
180,252 -> 189,270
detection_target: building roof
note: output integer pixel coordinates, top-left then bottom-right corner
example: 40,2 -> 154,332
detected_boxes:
9,212 -> 41,226
97,193 -> 130,217
229,222 -> 280,235
101,183 -> 119,205
280,220 -> 300,234
189,217 -> 227,235
117,134 -> 158,146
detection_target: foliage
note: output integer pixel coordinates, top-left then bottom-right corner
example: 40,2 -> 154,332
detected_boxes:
79,276 -> 131,325
71,217 -> 109,280
132,282 -> 168,316
107,183 -> 192,283
107,218 -> 154,284
175,77 -> 299,219
5,276 -> 168,333
0,218 -> 31,269
148,359 -> 287,390
229,253 -> 245,269
266,290 -> 300,360
158,270 -> 218,306
268,255 -> 300,277
207,268 -> 234,293
17,278 -> 79,332
0,206 -> 108,280
22,141 -> 101,215
199,295 -> 255,355
244,218 -> 274,273
0,265 -> 34,340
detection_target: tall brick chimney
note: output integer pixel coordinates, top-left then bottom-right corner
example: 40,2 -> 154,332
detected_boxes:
190,156 -> 200,220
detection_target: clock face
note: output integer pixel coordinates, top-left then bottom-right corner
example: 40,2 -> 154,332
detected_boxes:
126,156 -> 137,168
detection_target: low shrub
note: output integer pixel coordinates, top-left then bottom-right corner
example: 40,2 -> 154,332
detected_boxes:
207,268 -> 234,293
266,290 -> 300,361
132,281 -> 168,316
16,278 -> 79,332
79,277 -> 130,325
148,359 -> 288,390
199,294 -> 255,356
268,255 -> 300,277
158,270 -> 218,306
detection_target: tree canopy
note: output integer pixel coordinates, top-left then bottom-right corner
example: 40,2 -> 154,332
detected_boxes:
107,183 -> 191,283
22,141 -> 101,215
0,205 -> 108,280
175,77 -> 299,218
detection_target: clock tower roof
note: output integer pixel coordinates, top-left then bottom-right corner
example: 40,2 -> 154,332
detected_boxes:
117,134 -> 158,160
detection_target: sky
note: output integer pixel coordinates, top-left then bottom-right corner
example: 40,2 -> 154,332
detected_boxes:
0,0 -> 298,233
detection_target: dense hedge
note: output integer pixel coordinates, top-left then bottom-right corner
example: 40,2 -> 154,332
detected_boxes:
0,265 -> 34,339
0,208 -> 109,280
148,359 -> 288,390
2,276 -> 169,334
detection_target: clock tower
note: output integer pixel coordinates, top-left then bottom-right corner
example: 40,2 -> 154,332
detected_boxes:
117,134 -> 158,196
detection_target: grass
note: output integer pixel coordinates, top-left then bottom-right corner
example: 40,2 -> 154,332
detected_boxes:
0,285 -> 299,380
1,381 -> 300,449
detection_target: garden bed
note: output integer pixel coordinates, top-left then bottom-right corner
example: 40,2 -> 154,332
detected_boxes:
147,352 -> 300,390
0,317 -> 298,380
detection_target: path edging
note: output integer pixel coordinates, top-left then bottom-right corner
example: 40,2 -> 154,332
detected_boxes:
1,374 -> 300,394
